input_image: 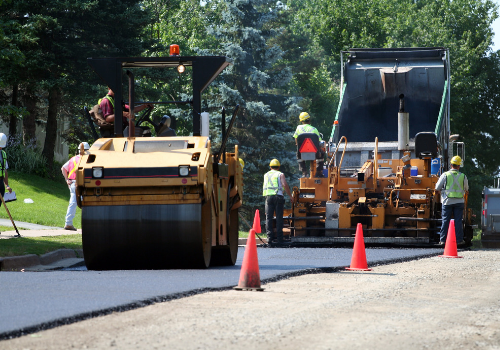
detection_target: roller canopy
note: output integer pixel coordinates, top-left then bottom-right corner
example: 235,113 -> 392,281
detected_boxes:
87,56 -> 232,136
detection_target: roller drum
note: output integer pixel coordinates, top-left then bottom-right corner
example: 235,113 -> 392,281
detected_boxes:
82,203 -> 211,270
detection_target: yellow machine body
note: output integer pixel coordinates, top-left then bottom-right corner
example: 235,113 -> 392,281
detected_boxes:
76,136 -> 242,269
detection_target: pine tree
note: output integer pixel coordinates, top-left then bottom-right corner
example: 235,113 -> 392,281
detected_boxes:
197,0 -> 301,215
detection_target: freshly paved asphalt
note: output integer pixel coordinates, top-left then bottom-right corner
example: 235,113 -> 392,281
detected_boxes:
0,246 -> 442,339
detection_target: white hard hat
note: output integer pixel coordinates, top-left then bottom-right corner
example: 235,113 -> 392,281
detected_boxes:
80,142 -> 90,150
0,133 -> 8,148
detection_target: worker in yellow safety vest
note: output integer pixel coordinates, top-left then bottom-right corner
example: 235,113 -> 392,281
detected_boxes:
293,112 -> 325,177
0,133 -> 13,198
263,159 -> 294,244
61,142 -> 90,231
100,88 -> 152,124
435,155 -> 469,246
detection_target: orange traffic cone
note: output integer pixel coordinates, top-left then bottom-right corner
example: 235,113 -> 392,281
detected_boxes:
234,229 -> 264,291
439,219 -> 463,258
346,223 -> 372,271
253,209 -> 262,234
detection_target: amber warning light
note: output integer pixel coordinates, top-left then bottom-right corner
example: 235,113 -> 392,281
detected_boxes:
170,44 -> 180,56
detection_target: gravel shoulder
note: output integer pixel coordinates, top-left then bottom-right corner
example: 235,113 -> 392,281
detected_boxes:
3,249 -> 500,350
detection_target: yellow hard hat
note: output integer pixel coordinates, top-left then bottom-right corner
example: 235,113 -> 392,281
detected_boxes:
269,159 -> 280,167
450,155 -> 462,165
239,158 -> 245,168
299,112 -> 310,121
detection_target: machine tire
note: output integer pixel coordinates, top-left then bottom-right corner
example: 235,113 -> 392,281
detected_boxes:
210,207 -> 239,266
464,224 -> 474,246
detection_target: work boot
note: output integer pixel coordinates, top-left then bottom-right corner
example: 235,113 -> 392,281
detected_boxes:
315,161 -> 325,177
298,161 -> 308,178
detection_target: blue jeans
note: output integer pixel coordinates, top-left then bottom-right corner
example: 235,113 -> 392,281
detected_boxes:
265,195 -> 284,242
440,202 -> 464,242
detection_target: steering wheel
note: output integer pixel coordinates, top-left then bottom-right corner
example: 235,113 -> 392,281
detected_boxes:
135,106 -> 154,127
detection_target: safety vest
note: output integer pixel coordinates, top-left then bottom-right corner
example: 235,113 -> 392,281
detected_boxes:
263,170 -> 283,196
444,170 -> 465,198
98,95 -> 114,109
0,150 -> 7,177
294,124 -> 322,141
67,155 -> 80,180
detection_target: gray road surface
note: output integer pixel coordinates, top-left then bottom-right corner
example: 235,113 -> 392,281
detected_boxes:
0,247 -> 441,339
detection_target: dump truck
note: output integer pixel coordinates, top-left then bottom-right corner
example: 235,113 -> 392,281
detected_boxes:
481,183 -> 500,248
77,47 -> 243,269
284,47 -> 473,246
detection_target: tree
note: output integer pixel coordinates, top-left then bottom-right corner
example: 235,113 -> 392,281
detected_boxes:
0,0 -> 156,169
188,0 -> 301,215
0,1 -> 31,139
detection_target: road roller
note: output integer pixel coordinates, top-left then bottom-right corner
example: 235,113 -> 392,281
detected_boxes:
77,49 -> 243,269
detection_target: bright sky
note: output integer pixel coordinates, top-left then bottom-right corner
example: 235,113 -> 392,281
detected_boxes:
492,0 -> 500,51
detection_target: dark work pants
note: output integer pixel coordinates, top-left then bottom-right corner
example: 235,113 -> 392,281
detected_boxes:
265,195 -> 284,242
440,202 -> 465,242
0,177 -> 5,198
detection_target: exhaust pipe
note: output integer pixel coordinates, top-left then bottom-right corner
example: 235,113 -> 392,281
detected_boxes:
398,94 -> 409,151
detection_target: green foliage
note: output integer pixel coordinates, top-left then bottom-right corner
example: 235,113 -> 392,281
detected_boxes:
0,0 -> 158,164
191,0 -> 300,214
6,134 -> 48,177
0,171 -> 78,228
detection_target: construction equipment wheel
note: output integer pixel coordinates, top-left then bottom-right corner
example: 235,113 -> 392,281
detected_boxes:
82,203 -> 212,270
210,208 -> 239,266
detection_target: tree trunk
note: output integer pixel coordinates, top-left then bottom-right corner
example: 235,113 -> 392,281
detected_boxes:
42,86 -> 59,169
22,84 -> 37,144
8,84 -> 18,139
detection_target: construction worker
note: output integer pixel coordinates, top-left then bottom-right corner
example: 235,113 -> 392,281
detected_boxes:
263,159 -> 294,244
435,155 -> 469,246
0,133 -> 13,198
100,88 -> 152,123
61,142 -> 90,231
293,112 -> 325,177
158,115 -> 177,136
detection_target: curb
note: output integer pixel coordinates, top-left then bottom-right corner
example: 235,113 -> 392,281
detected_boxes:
0,249 -> 84,271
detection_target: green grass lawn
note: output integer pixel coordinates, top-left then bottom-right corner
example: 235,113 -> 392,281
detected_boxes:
0,234 -> 82,257
0,171 -> 78,228
0,225 -> 19,232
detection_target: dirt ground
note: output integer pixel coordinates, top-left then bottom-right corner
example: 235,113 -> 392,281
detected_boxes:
3,249 -> 500,350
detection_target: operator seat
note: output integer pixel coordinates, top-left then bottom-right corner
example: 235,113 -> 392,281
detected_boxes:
84,106 -> 115,138
123,126 -> 152,137
296,132 -> 321,160
296,132 -> 325,178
